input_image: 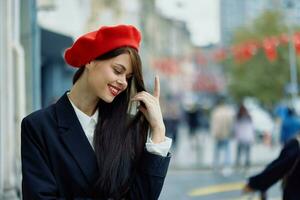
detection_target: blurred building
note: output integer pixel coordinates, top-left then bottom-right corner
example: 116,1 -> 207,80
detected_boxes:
139,0 -> 194,95
220,0 -> 246,46
220,0 -> 300,46
86,0 -> 141,30
0,0 -> 38,198
40,28 -> 74,107
192,45 -> 226,95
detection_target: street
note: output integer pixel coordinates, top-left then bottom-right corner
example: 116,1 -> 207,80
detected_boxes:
160,168 -> 281,200
159,125 -> 282,200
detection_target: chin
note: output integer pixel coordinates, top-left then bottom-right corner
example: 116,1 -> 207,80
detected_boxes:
104,99 -> 114,103
101,95 -> 115,103
95,90 -> 114,103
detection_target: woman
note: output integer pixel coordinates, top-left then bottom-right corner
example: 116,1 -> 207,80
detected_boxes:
234,104 -> 255,170
21,25 -> 172,200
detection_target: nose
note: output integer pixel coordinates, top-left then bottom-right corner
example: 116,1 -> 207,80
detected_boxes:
117,76 -> 128,89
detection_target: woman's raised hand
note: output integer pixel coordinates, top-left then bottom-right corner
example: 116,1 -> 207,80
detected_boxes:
131,76 -> 165,143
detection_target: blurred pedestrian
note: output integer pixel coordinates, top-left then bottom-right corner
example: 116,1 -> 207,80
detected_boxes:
280,107 -> 300,145
21,24 -> 171,199
182,92 -> 200,137
184,101 -> 202,159
210,96 -> 235,175
162,93 -> 181,150
186,103 -> 200,137
234,104 -> 255,172
243,133 -> 300,200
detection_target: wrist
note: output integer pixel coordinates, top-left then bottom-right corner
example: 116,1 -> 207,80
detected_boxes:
151,125 -> 165,144
151,124 -> 165,134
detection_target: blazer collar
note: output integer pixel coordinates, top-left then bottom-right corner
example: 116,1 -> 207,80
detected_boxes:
55,92 -> 99,189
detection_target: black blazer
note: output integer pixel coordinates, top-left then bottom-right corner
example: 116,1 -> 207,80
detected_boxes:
248,138 -> 300,200
21,92 -> 171,200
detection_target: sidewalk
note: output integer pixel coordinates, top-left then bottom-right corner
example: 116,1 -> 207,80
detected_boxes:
169,125 -> 281,169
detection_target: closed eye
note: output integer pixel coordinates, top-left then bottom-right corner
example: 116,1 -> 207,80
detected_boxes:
113,68 -> 122,74
113,65 -> 133,80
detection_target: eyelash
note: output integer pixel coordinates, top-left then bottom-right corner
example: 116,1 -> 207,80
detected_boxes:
113,67 -> 132,80
113,68 -> 122,74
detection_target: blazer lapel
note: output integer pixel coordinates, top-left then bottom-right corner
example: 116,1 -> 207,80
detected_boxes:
55,92 -> 99,188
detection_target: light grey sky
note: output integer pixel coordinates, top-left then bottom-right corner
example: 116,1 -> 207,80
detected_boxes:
156,0 -> 220,46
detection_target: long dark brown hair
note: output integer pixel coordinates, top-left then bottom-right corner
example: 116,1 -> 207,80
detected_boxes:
236,104 -> 251,121
73,47 -> 149,198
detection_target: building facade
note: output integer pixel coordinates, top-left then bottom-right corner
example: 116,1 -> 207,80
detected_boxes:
0,0 -> 38,198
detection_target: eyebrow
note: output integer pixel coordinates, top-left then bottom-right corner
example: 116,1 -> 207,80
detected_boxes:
115,63 -> 133,76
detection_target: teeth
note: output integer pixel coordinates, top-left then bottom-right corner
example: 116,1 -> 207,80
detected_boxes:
109,86 -> 119,95
112,88 -> 117,93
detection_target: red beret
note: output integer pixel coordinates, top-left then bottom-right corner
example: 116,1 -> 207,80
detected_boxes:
64,24 -> 141,67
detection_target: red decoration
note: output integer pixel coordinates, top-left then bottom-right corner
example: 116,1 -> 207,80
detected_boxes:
153,58 -> 180,75
197,32 -> 300,65
263,37 -> 278,62
294,32 -> 300,55
232,42 -> 258,63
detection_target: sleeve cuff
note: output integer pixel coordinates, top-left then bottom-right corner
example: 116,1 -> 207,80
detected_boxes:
145,134 -> 172,157
140,151 -> 171,177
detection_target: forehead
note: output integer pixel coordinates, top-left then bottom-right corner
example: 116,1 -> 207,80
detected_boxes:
112,53 -> 132,72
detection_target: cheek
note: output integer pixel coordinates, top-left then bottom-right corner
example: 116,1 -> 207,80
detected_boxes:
104,70 -> 119,85
87,72 -> 105,93
87,66 -> 118,95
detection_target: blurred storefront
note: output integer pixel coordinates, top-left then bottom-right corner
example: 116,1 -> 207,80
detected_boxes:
0,0 -> 37,198
40,28 -> 73,107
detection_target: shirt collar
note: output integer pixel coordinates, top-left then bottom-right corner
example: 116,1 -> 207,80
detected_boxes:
67,93 -> 99,129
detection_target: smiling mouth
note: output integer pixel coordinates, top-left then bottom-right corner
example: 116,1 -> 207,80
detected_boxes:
108,84 -> 121,96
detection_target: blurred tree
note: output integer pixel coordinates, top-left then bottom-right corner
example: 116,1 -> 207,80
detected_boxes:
224,11 -> 300,106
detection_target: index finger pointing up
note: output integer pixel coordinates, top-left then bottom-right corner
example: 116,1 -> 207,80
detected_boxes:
154,75 -> 160,99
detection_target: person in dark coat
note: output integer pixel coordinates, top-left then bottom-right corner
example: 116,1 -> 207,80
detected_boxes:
21,25 -> 172,200
242,134 -> 300,200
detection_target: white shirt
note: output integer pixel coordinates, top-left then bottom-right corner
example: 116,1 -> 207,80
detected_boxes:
234,118 -> 255,144
67,95 -> 171,157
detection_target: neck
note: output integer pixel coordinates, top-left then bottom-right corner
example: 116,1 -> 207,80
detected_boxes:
68,75 -> 99,116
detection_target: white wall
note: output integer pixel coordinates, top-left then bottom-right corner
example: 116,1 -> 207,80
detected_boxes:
38,0 -> 91,38
0,0 -> 25,199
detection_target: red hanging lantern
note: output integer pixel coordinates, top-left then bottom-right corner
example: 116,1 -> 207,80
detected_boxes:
263,37 -> 277,62
294,32 -> 300,55
231,41 -> 259,63
242,42 -> 258,61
